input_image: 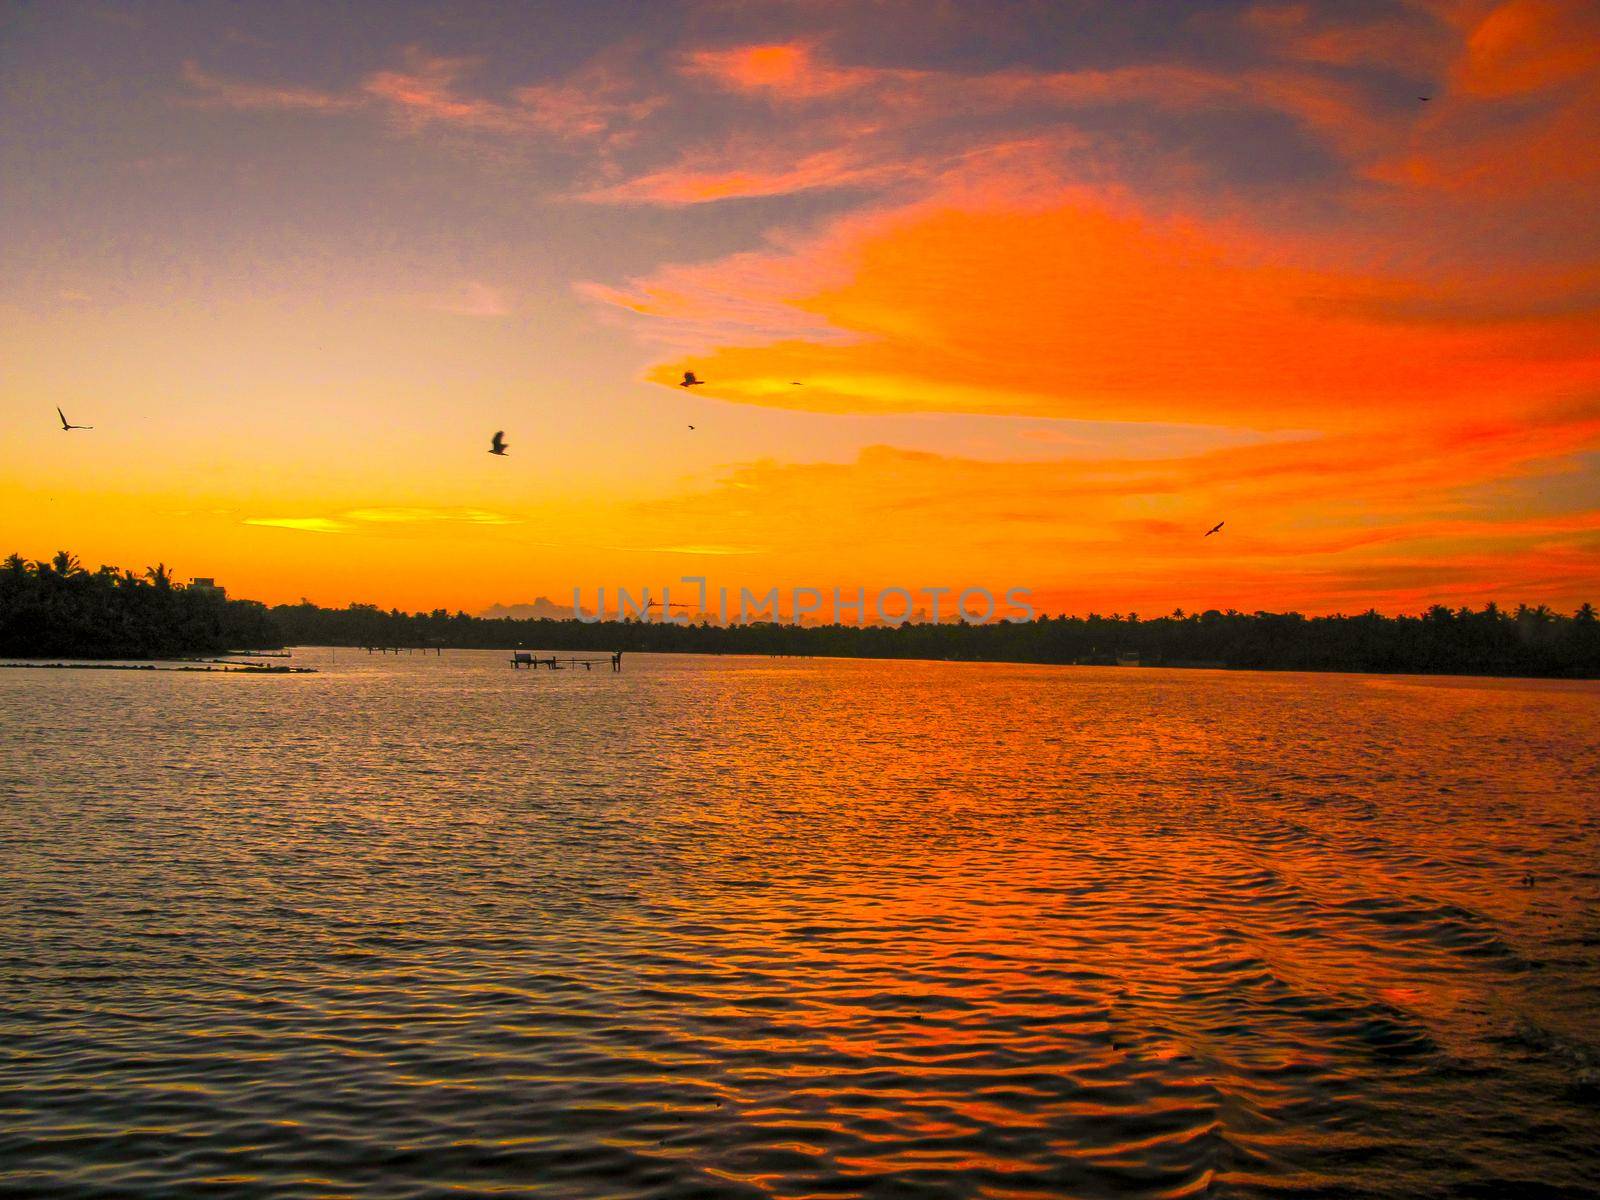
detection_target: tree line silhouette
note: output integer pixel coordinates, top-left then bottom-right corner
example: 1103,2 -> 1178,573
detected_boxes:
0,552 -> 279,658
5,552 -> 1597,677
270,597 -> 1600,678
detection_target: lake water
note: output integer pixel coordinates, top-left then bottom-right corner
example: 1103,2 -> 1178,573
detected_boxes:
2,650 -> 1598,1198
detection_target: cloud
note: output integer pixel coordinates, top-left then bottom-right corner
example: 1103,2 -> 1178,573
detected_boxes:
1243,3 -> 1457,71
577,145 -> 907,205
511,60 -> 669,142
1455,0 -> 1600,97
682,42 -> 884,100
181,47 -> 662,149
181,62 -> 357,113
193,8 -> 1600,612
576,228 -> 856,347
244,517 -> 347,534
595,184 -> 1600,427
578,49 -> 1250,207
244,509 -> 518,535
579,9 -> 1600,435
629,402 -> 1600,611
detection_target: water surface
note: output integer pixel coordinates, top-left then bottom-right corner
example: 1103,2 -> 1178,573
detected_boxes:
2,651 -> 1598,1198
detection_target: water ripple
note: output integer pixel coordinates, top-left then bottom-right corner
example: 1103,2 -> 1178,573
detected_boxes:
2,653 -> 1598,1198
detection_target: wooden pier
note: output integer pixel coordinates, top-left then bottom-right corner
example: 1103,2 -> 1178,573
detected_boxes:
512,651 -> 622,672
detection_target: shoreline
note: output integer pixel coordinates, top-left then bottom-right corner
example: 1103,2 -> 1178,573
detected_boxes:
0,662 -> 314,674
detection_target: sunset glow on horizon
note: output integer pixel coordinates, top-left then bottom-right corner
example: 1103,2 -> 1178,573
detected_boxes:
5,0 -> 1598,615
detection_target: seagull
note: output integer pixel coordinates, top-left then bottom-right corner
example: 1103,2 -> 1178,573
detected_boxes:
56,407 -> 92,431
688,424 -> 695,430
1204,521 -> 1224,537
1419,96 -> 1431,101
791,381 -> 803,386
680,371 -> 704,387
489,430 -> 508,456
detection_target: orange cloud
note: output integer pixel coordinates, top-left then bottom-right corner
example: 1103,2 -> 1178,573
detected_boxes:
1346,1 -> 1600,206
579,11 -> 1600,614
511,66 -> 667,143
584,50 -> 1264,208
628,401 -> 1600,612
160,9 -> 1600,613
682,40 -> 1242,113
361,52 -> 516,131
567,15 -> 1597,273
683,42 -> 882,99
579,145 -> 905,205
180,62 -> 356,112
1244,2 -> 1461,73
182,48 -> 661,147
604,186 -> 1600,427
1456,0 -> 1600,96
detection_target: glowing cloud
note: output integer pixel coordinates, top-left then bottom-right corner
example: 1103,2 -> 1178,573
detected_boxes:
682,42 -> 882,100
605,189 -> 1600,427
11,2 -> 1597,614
244,517 -> 347,534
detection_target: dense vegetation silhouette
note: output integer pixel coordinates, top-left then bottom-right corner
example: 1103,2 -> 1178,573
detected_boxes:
5,552 -> 1597,677
270,597 -> 1599,679
0,552 -> 279,658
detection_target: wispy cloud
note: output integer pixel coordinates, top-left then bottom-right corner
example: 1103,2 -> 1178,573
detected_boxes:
597,184 -> 1600,428
181,61 -> 357,113
577,146 -> 905,205
177,5 -> 1600,612
629,400 -> 1600,610
244,517 -> 347,534
581,9 -> 1600,430
181,47 -> 662,150
245,509 -> 519,535
681,42 -> 882,100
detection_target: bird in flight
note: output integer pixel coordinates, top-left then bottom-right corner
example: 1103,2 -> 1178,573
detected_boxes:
56,407 -> 92,431
687,424 -> 695,430
1204,521 -> 1224,537
489,431 -> 508,456
680,371 -> 704,387
791,381 -> 803,386
1419,96 -> 1431,101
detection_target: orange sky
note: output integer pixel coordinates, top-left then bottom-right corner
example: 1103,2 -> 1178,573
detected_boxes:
3,1 -> 1598,615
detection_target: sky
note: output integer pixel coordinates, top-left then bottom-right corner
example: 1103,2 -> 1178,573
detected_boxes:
3,0 -> 1598,616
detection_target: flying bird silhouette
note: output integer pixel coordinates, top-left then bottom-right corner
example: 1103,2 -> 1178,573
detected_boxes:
1419,95 -> 1431,101
687,424 -> 695,430
56,407 -> 92,431
1204,521 -> 1224,537
680,371 -> 704,387
791,381 -> 803,385
489,431 -> 508,456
